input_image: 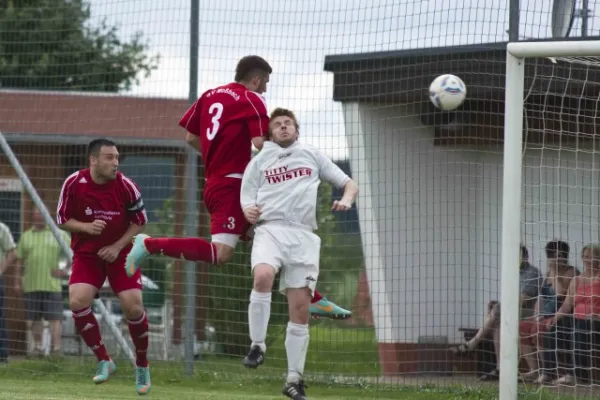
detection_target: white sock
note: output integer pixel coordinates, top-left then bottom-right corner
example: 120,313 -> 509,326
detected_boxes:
249,290 -> 271,353
285,322 -> 310,383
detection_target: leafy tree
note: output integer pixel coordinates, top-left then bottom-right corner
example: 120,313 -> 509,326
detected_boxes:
0,0 -> 159,91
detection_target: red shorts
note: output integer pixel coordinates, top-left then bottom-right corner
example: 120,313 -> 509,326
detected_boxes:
203,177 -> 250,238
519,318 -> 553,346
69,246 -> 142,294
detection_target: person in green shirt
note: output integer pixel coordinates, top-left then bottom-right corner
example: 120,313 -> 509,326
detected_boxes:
15,209 -> 70,355
0,220 -> 16,363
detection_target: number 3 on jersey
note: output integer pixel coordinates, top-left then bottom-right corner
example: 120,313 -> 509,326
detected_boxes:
206,102 -> 224,140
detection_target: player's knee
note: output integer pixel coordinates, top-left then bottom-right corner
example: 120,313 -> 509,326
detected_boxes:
118,291 -> 144,320
69,286 -> 95,311
253,265 -> 276,292
123,303 -> 144,320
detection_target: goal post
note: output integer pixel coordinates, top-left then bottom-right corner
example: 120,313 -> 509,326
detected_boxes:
500,40 -> 600,400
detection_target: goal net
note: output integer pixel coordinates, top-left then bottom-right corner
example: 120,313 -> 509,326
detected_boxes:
501,42 -> 600,399
2,0 -> 600,399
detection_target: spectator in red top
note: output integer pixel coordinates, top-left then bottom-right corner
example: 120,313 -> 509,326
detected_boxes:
550,243 -> 600,385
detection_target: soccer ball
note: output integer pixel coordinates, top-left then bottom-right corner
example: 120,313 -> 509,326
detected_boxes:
429,74 -> 467,111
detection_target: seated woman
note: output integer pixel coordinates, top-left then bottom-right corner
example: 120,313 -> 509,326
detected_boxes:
546,243 -> 600,385
520,240 -> 577,383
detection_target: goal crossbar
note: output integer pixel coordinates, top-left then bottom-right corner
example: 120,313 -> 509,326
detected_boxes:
508,40 -> 600,58
500,39 -> 600,400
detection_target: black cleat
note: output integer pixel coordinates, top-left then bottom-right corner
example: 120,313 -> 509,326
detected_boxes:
242,345 -> 265,369
282,380 -> 307,399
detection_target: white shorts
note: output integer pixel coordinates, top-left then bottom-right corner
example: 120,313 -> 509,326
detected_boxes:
251,224 -> 321,296
211,233 -> 240,248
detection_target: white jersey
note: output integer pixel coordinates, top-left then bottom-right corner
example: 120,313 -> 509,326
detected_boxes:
240,141 -> 350,231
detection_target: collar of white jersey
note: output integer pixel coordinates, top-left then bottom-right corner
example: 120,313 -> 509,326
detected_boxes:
263,140 -> 299,150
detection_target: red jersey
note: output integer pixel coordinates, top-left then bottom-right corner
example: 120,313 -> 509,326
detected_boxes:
179,82 -> 269,179
56,169 -> 148,256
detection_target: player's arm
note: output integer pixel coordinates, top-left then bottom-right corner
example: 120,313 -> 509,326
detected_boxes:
315,149 -> 359,211
59,219 -> 105,234
240,157 -> 261,224
246,91 -> 269,151
115,176 -> 148,249
333,179 -> 359,211
179,99 -> 203,152
113,223 -> 145,251
98,176 -> 147,263
56,173 -> 105,235
186,132 -> 201,152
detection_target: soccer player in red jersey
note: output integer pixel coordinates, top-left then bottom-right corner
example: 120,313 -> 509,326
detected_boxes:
125,55 -> 351,320
57,139 -> 151,395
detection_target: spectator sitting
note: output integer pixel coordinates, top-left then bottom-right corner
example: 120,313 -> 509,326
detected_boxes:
548,243 -> 600,385
449,245 -> 543,381
520,240 -> 577,383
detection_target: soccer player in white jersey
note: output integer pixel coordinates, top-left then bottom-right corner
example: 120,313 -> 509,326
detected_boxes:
240,108 -> 359,400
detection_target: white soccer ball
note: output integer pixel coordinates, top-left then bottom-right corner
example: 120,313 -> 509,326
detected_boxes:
429,74 -> 467,111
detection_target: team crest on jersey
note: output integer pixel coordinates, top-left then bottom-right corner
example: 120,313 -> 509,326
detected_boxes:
264,165 -> 312,184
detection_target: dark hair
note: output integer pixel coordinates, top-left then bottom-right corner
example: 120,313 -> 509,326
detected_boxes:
87,138 -> 116,157
521,245 -> 528,259
234,55 -> 272,82
546,240 -> 570,259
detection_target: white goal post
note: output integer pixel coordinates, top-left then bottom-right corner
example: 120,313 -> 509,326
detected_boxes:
500,40 -> 600,400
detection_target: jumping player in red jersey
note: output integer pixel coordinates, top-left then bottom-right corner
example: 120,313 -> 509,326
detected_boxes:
57,139 -> 151,395
124,55 -> 351,320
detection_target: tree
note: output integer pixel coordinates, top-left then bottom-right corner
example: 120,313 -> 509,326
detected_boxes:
0,0 -> 159,91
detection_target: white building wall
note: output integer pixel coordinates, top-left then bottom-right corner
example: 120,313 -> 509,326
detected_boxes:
343,103 -> 600,344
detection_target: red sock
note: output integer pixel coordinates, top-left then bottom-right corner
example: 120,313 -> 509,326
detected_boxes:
145,237 -> 217,264
128,311 -> 149,367
72,307 -> 110,361
312,290 -> 323,303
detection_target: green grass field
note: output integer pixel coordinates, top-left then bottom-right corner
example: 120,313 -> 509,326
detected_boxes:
0,369 -> 581,400
0,326 -> 581,399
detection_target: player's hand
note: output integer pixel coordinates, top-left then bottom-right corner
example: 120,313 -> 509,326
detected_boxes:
331,199 -> 352,211
85,219 -> 107,235
244,206 -> 261,224
97,244 -> 121,263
